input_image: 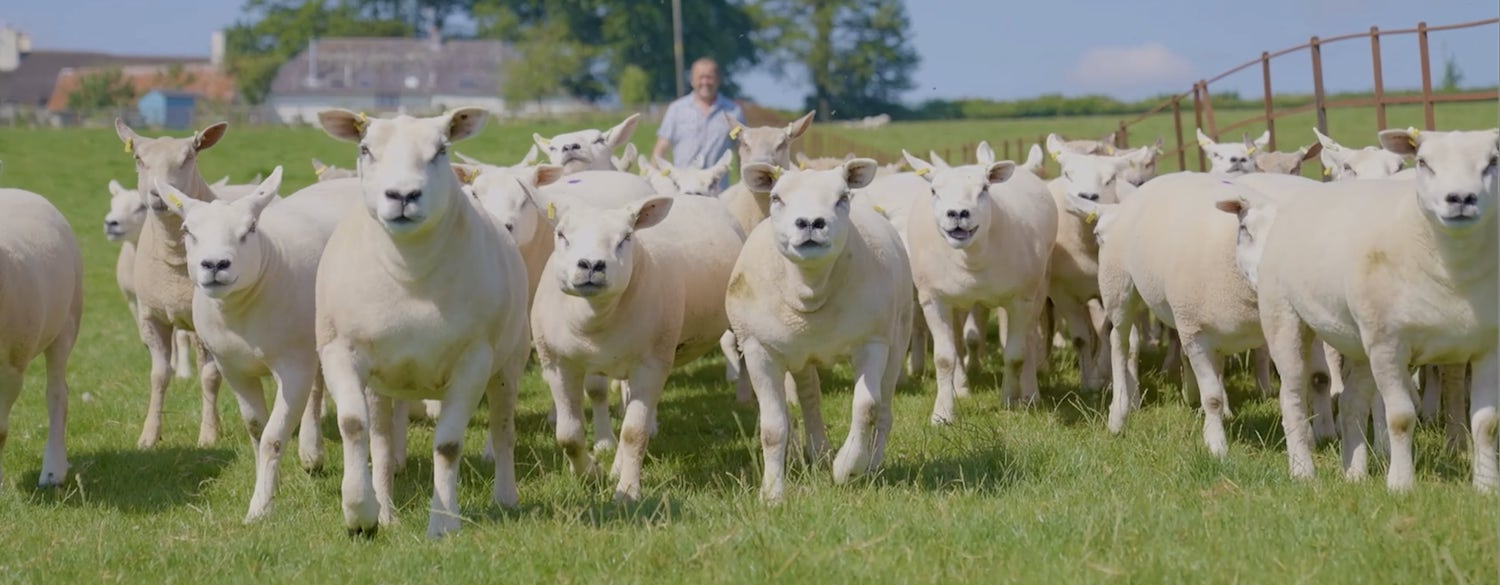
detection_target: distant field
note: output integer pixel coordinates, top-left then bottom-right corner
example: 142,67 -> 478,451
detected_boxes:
0,118 -> 1495,583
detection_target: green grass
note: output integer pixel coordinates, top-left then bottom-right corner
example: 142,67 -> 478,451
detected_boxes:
0,118 -> 1496,584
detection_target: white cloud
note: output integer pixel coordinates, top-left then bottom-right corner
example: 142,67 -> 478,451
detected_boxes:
1067,42 -> 1194,94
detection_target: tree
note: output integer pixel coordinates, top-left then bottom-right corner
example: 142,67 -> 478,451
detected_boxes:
68,68 -> 136,112
500,19 -> 598,106
618,64 -> 651,107
754,0 -> 919,120
1440,53 -> 1465,93
160,64 -> 198,90
224,0 -> 410,104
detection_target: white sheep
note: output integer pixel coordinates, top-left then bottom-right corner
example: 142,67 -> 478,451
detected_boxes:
720,111 -> 818,235
114,119 -> 233,448
311,158 -> 357,182
795,152 -> 854,171
532,187 -> 744,502
0,187 -> 82,489
106,179 -> 197,379
637,151 -> 735,197
315,108 -> 532,538
533,114 -> 642,174
1313,127 -> 1406,181
903,150 -> 1057,421
1245,128 -> 1498,491
612,143 -> 638,173
725,159 -> 913,502
1197,128 -> 1270,175
159,167 -> 359,522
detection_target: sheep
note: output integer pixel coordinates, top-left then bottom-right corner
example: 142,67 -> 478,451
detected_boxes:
1118,138 -> 1164,188
158,167 -> 359,523
1252,143 -> 1323,175
1059,132 -> 1119,156
533,114 -> 642,175
903,150 -> 1057,421
795,152 -> 854,171
1081,172 -> 1336,457
315,108 -> 532,538
1197,129 -> 1270,175
532,188 -> 745,502
860,169 -> 936,380
1245,128 -> 1498,491
1313,127 -> 1407,181
720,111 -> 818,235
114,118 -> 233,448
637,151 -> 734,197
725,159 -> 913,502
311,158 -> 357,182
106,179 -> 198,380
0,187 -> 82,489
612,143 -> 638,173
1021,144 -> 1046,178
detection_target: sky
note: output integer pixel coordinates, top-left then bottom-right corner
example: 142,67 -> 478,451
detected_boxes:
4,0 -> 1497,109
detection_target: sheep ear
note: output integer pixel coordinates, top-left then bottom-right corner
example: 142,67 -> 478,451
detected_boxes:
444,107 -> 488,142
795,152 -> 812,166
311,158 -> 328,175
927,150 -> 951,170
319,109 -> 366,142
451,163 -> 480,185
115,118 -> 143,153
985,161 -> 1016,185
1299,142 -> 1323,161
725,114 -> 746,141
786,110 -> 816,140
741,163 -> 781,193
629,196 -> 675,230
533,164 -> 564,188
603,113 -> 641,148
1063,194 -> 1102,223
521,145 -> 540,166
1312,127 -> 1341,152
652,155 -> 673,173
636,154 -> 655,176
533,133 -> 552,150
108,179 -> 127,197
712,149 -> 734,174
453,151 -> 485,165
1378,128 -> 1421,156
976,141 -> 995,164
615,143 -> 638,171
193,122 -> 229,152
903,150 -> 935,181
156,180 -> 199,218
241,166 -> 283,218
1045,133 -> 1067,159
1252,130 -> 1271,151
1196,128 -> 1216,148
843,158 -> 878,190
1215,198 -> 1247,216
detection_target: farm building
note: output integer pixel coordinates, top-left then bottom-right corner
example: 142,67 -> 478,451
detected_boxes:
136,90 -> 198,129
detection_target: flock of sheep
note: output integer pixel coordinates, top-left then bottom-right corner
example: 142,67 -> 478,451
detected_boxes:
0,105 -> 1495,540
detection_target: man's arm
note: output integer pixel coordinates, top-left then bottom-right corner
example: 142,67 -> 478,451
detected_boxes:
653,104 -> 677,162
651,136 -> 672,162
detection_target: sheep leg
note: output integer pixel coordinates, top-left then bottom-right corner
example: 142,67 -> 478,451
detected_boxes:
1179,331 -> 1199,407
541,363 -> 598,478
1103,286 -> 1142,435
833,340 -> 890,484
173,330 -> 195,380
1307,343 -> 1337,442
612,361 -> 668,503
1469,352 -> 1498,491
1265,316 -> 1316,480
193,338 -> 222,446
921,298 -> 963,425
389,399 -> 409,474
244,363 -> 314,524
1339,360 -> 1375,481
741,339 -> 791,503
1441,363 -> 1469,453
870,326 -> 906,472
319,341 -> 377,537
585,374 -> 615,453
1181,335 -> 1229,458
0,365 -> 21,488
38,324 -> 74,487
791,366 -> 830,464
425,344 -> 492,539
1253,347 -> 1275,399
366,394 -> 398,525
299,370 -> 326,472
1038,301 -> 1054,375
135,316 -> 174,449
1419,365 -> 1441,422
488,345 -> 527,509
962,307 -> 990,373
1368,344 -> 1418,492
907,299 -> 928,380
1372,391 -> 1390,458
226,371 -> 268,454
1002,299 -> 1041,407
722,331 -> 755,405
1089,299 -> 1114,391
1054,296 -> 1099,392
1162,328 -> 1183,385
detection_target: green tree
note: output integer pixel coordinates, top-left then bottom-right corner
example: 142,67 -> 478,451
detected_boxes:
160,64 -> 198,90
68,68 -> 136,112
617,65 -> 651,107
754,0 -> 919,120
224,0 -> 409,104
1440,54 -> 1464,93
500,19 -> 597,107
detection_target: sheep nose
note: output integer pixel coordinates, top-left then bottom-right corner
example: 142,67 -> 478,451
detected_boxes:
1079,193 -> 1100,202
385,189 -> 421,203
1446,193 -> 1479,205
201,259 -> 231,272
105,220 -> 120,228
794,217 -> 828,230
945,209 -> 971,219
576,259 -> 606,272
503,222 -> 515,232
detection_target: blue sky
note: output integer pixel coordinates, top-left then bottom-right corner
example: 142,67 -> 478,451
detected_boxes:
4,0 -> 1497,108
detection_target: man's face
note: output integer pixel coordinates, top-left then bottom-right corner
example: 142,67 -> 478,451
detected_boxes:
692,63 -> 719,101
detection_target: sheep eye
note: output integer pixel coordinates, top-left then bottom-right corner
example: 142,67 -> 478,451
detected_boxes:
359,144 -> 372,158
1417,158 -> 1430,172
1486,156 -> 1498,171
770,195 -> 783,205
593,137 -> 606,145
434,144 -> 447,158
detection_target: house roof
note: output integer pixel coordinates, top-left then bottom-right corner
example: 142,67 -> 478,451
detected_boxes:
46,62 -> 235,112
269,37 -> 511,98
0,50 -> 202,107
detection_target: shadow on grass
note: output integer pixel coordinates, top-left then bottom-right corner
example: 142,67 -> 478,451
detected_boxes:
878,439 -> 1040,494
27,446 -> 236,513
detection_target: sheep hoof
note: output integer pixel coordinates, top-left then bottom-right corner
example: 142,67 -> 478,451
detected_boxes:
346,525 -> 378,540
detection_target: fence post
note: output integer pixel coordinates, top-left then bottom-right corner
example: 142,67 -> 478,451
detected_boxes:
1192,82 -> 1207,171
1417,21 -> 1436,130
1003,140 -> 1011,161
1116,120 -> 1128,149
1172,94 -> 1186,172
1310,36 -> 1328,139
1370,26 -> 1387,130
1261,51 -> 1275,151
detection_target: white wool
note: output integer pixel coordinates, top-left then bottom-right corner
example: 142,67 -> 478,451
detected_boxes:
533,114 -> 641,175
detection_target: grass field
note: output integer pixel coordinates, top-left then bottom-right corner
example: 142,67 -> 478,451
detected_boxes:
0,108 -> 1496,583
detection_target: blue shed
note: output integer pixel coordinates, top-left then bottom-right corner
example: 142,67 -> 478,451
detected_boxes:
137,90 -> 198,130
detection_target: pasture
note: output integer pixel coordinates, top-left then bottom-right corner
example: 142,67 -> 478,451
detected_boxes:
0,110 -> 1494,583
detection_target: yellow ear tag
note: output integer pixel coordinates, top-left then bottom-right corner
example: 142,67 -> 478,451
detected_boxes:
1084,211 -> 1098,225
638,167 -> 648,177
164,190 -> 183,208
914,167 -> 931,177
1198,141 -> 1210,148
873,204 -> 887,214
314,165 -> 327,177
728,126 -> 742,140
1322,167 -> 1332,177
352,112 -> 369,134
124,138 -> 133,154
660,168 -> 671,177
546,202 -> 557,221
1246,146 -> 1257,155
769,166 -> 783,181
1104,146 -> 1115,155
797,160 -> 806,170
1049,150 -> 1061,160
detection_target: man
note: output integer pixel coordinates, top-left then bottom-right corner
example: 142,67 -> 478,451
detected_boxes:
653,56 -> 745,190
